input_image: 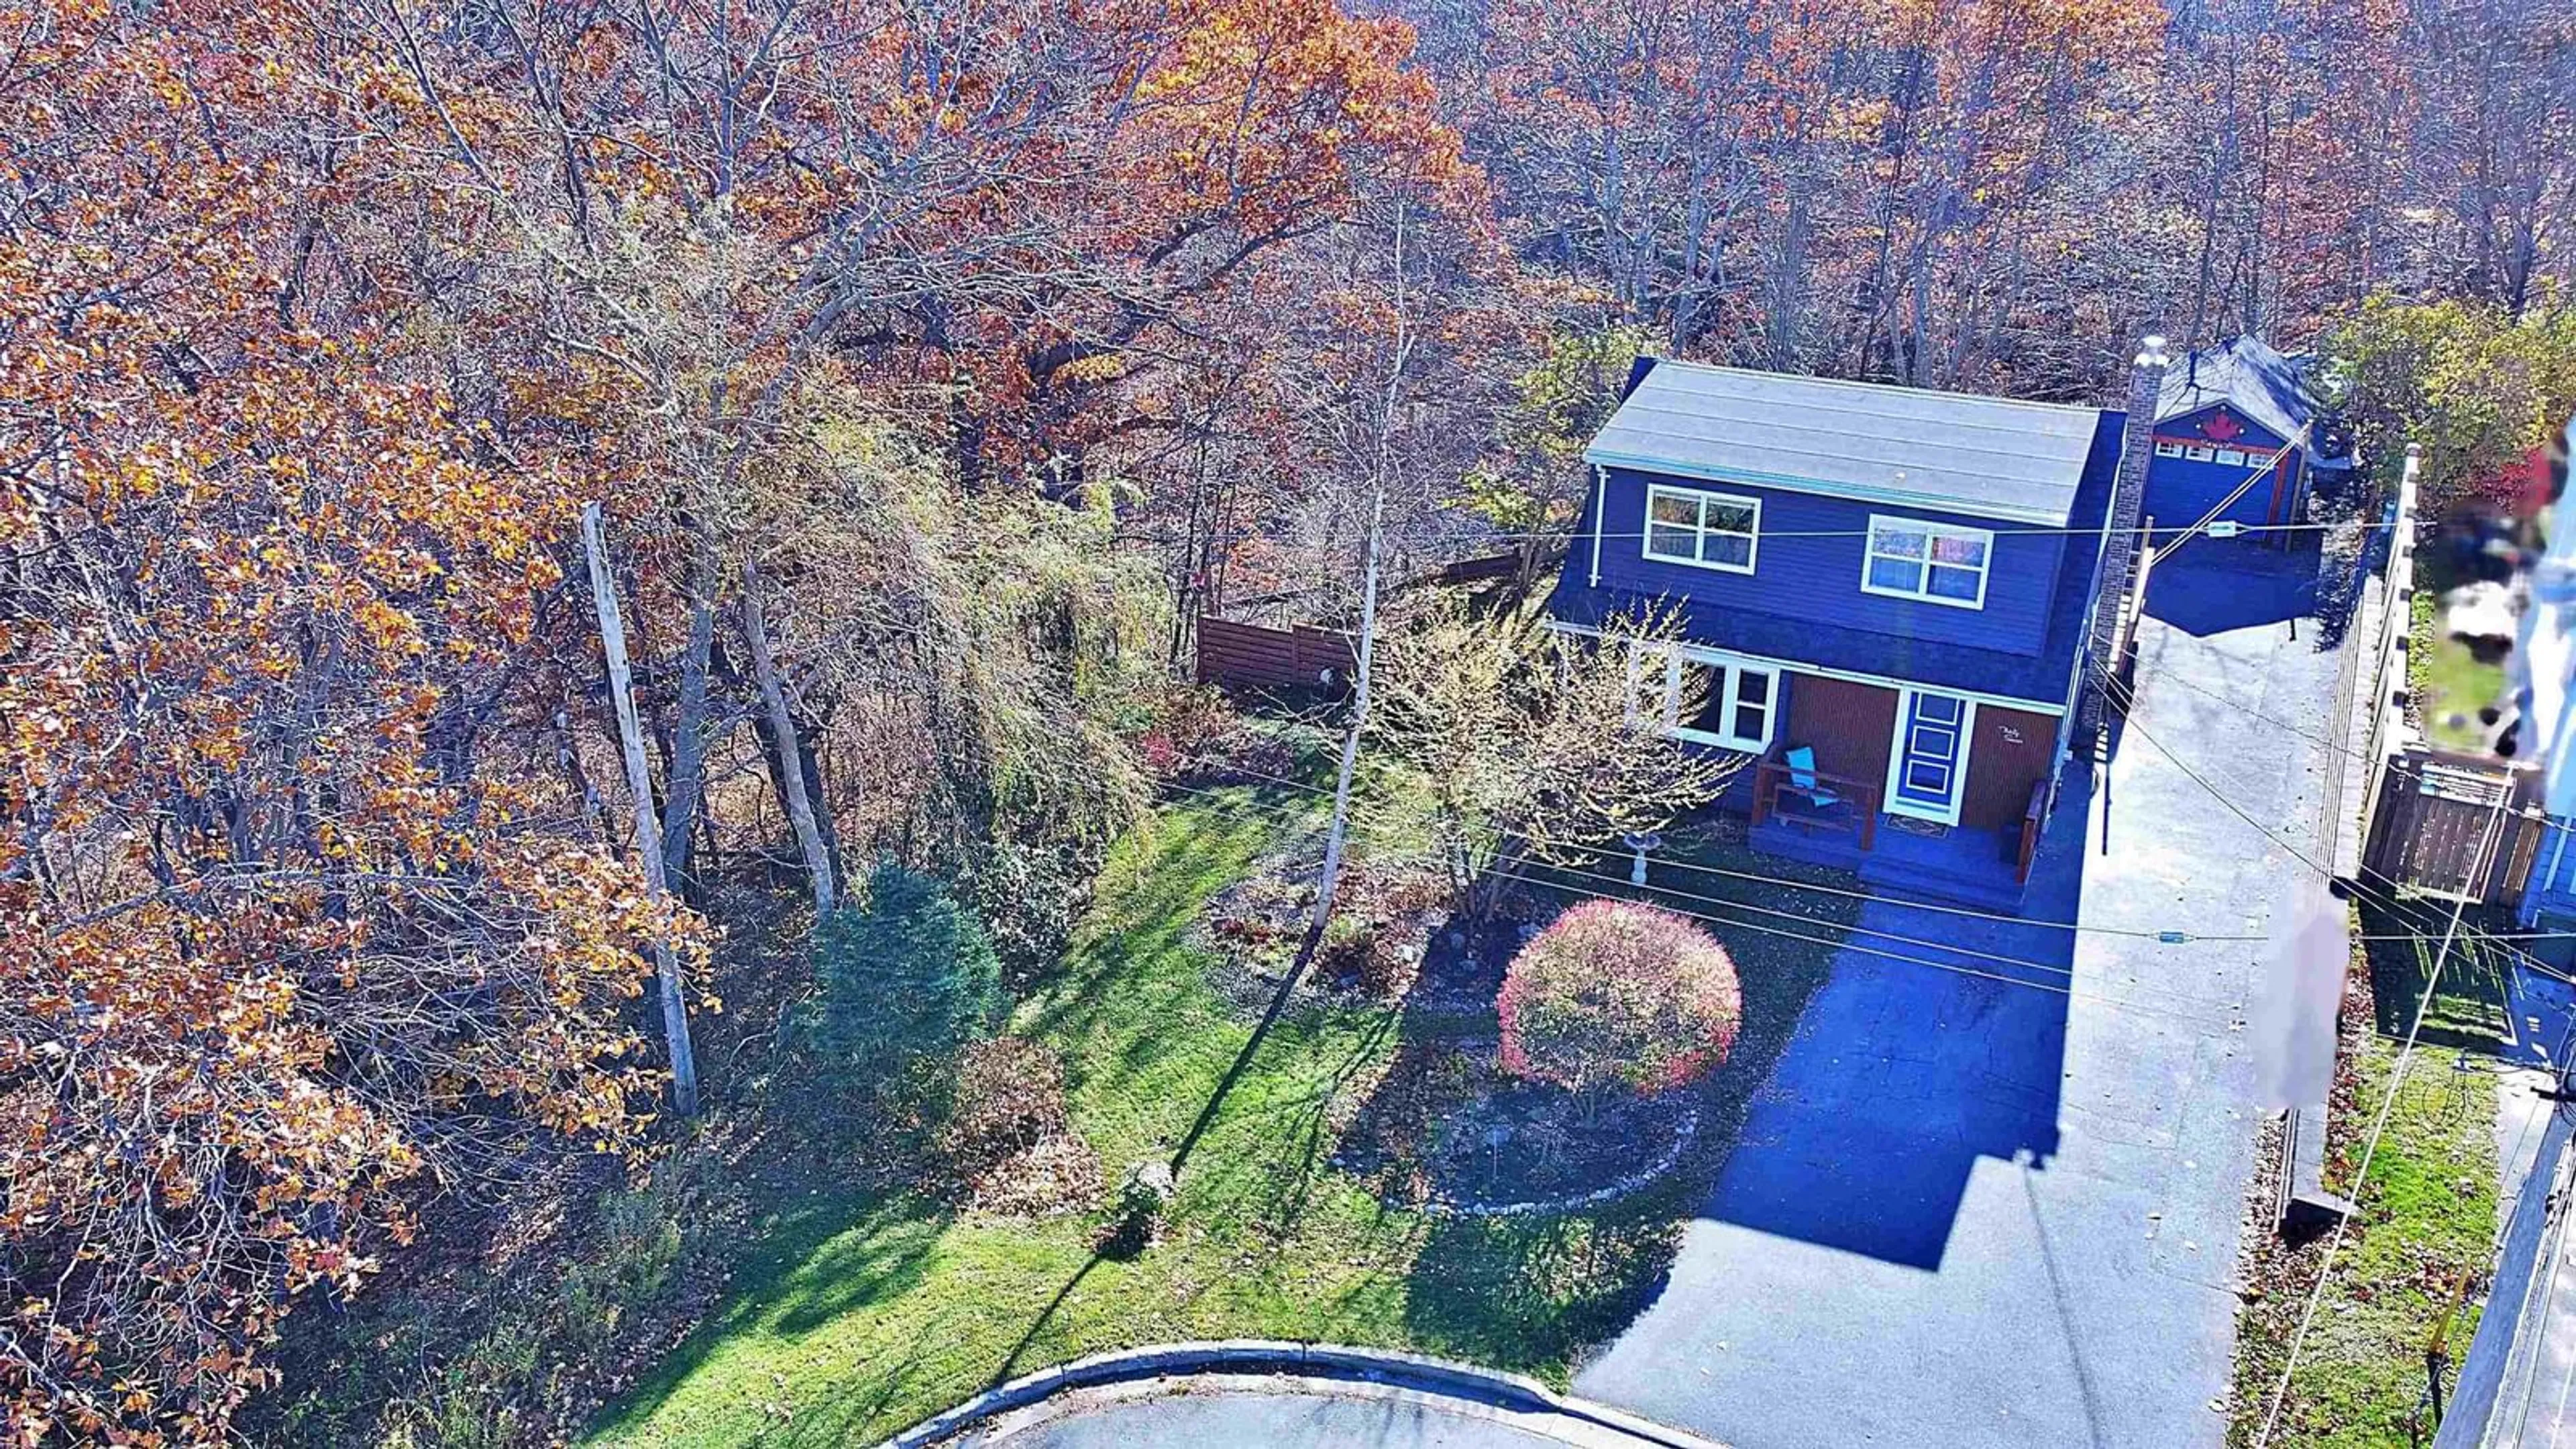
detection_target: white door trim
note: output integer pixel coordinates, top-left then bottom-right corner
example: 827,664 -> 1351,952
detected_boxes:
1883,687 -> 1976,826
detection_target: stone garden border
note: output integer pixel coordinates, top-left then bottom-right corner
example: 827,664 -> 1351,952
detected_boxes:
1415,1104 -> 1701,1219
1367,1036 -> 1703,1220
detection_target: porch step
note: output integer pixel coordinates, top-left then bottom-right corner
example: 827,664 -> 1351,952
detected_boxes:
1858,849 -> 2028,914
1748,817 -> 2029,914
1746,819 -> 1868,873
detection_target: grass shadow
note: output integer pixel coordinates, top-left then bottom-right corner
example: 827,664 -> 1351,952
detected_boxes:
596,1194 -> 951,1433
2359,897 -> 2517,1047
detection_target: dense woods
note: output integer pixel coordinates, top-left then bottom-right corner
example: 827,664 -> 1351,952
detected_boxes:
1,0 -> 2569,1440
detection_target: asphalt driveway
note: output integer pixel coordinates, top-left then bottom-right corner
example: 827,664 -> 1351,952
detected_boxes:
1574,541 -> 2345,1449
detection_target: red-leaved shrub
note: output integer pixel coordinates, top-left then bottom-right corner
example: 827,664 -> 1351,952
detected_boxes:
1497,901 -> 1742,1097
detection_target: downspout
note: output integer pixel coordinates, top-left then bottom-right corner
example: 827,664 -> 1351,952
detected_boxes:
1588,464 -> 1608,587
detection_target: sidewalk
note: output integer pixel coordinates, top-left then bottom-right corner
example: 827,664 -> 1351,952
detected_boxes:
2438,1075 -> 2576,1447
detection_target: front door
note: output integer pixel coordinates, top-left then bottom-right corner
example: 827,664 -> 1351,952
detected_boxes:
1886,688 -> 1975,825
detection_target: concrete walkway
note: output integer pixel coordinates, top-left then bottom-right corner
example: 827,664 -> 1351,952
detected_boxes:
886,1343 -> 1721,1449
1573,543 -> 2341,1448
2436,1075 -> 2576,1447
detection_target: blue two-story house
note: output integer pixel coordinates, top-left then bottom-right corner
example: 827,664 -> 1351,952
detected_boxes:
1548,358 -> 2138,908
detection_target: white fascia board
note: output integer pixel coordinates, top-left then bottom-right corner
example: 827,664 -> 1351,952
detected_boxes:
1540,618 -> 2068,718
1579,447 -> 2073,529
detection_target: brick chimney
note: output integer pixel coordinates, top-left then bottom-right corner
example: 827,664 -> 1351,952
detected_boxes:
2076,335 -> 2171,745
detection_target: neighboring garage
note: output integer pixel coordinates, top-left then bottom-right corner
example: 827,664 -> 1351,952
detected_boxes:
2145,335 -> 2357,533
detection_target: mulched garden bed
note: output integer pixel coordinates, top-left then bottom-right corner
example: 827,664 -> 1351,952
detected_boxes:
1334,1036 -> 1699,1216
1195,841 -> 1450,1015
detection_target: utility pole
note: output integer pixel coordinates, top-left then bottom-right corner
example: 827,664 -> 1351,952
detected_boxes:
582,502 -> 701,1117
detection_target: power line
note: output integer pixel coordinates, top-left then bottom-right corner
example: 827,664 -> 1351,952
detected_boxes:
1191,755 -> 2264,943
1191,743 -> 2576,951
2149,417 -> 2322,568
1154,777 -> 2244,1026
2136,637 -> 2576,851
2253,799 -> 2504,1448
1503,856 -> 2243,1027
2084,658 -> 2557,1442
2095,661 -> 2576,989
1504,518 -> 2397,545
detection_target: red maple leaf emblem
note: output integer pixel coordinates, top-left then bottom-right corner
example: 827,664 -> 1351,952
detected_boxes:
2203,411 -> 2244,443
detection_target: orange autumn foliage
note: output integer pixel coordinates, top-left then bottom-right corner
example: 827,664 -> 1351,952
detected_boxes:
0,0 -> 1474,1439
0,5 -> 698,1442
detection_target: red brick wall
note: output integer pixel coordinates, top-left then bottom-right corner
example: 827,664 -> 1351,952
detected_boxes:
1783,674 -> 1899,788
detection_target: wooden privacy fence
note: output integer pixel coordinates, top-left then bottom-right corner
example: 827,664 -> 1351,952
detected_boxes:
2333,448 -> 2551,906
1193,615 -> 1358,693
2358,748 -> 2544,904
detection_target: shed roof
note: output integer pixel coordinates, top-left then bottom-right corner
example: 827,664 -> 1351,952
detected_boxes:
1582,360 -> 2106,527
2157,336 -> 2326,457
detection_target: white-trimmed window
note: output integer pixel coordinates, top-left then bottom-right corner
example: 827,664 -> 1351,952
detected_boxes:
2154,440 -> 2184,458
2215,447 -> 2247,466
1862,515 -> 1992,609
2185,443 -> 2216,462
1627,645 -> 1776,753
1643,485 -> 1759,574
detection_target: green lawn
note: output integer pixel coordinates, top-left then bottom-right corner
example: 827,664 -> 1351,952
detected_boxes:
584,792 -> 1842,1446
2411,552 -> 2507,755
2230,968 -> 2502,1448
2357,899 -> 2523,1050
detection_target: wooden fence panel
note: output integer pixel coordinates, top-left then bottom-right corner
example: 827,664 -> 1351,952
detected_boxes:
1194,615 -> 1356,693
2359,747 -> 2541,904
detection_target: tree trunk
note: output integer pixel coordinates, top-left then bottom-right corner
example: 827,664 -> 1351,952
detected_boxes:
1311,474 -> 1384,936
655,531 -> 721,898
1309,200 -> 1415,938
740,557 -> 838,918
582,502 -> 700,1118
554,708 -> 609,846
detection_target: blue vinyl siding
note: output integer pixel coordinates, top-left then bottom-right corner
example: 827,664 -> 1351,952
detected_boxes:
2145,451 -> 2303,531
2521,818 -> 2576,926
2146,402 -> 2302,531
1593,466 -> 2068,659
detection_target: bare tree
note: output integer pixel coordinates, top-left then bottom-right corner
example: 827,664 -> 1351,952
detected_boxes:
1366,604 -> 1743,920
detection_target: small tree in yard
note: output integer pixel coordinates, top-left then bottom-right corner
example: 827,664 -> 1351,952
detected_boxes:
806,864 -> 1003,1095
1499,901 -> 1743,1109
1367,602 -> 1743,919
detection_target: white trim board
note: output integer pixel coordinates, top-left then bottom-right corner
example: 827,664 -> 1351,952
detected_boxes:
1580,448 -> 2072,527
1542,619 -> 2068,718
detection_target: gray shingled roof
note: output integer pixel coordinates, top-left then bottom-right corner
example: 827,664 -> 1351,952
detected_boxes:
1582,360 -> 2106,526
2157,336 -> 2327,459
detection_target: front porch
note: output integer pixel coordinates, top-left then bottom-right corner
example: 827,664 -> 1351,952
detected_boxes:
1746,756 -> 2047,913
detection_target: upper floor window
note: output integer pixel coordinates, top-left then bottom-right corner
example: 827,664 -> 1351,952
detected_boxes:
1644,484 -> 1759,574
1862,515 -> 1992,609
